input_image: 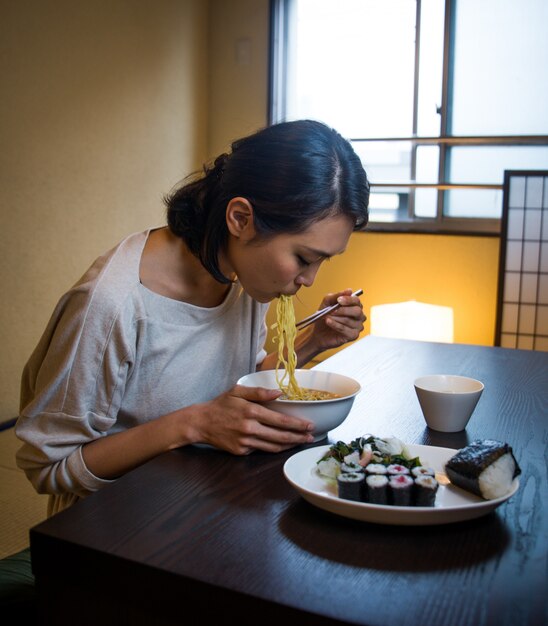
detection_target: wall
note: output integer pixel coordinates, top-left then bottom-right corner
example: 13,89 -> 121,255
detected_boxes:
207,0 -> 270,158
0,0 -> 208,420
277,232 -> 500,363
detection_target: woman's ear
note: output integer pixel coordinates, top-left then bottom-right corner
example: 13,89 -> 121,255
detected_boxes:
226,197 -> 256,240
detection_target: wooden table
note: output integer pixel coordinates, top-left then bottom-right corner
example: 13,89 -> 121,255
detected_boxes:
30,336 -> 548,626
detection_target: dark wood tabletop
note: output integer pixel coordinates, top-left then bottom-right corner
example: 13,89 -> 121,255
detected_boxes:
30,336 -> 548,626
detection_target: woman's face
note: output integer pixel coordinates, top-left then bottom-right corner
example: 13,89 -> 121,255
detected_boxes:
224,206 -> 354,303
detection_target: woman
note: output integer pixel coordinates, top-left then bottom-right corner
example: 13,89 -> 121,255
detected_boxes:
16,119 -> 370,515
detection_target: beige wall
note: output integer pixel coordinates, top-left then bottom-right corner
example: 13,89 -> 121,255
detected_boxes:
207,0 -> 270,157
0,0 -> 501,420
0,0 -> 208,419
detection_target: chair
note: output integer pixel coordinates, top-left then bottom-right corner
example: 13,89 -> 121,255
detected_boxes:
0,419 -> 37,622
0,547 -> 36,622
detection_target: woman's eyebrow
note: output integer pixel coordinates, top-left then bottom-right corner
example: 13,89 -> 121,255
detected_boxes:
303,246 -> 346,259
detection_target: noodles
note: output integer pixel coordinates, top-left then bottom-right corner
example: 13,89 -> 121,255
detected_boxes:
281,388 -> 341,401
272,295 -> 341,401
273,295 -> 302,399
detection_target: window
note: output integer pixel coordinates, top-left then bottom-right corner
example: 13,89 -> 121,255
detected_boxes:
269,0 -> 548,233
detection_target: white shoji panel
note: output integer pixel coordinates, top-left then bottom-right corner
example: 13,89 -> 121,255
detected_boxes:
495,171 -> 548,351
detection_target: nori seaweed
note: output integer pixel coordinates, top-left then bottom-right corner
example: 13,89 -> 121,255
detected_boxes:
445,439 -> 521,497
337,472 -> 365,501
414,476 -> 438,506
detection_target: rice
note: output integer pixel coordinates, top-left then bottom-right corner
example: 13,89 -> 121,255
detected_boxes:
478,453 -> 518,499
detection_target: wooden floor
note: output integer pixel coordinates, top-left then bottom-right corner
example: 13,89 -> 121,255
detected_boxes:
0,424 -> 47,559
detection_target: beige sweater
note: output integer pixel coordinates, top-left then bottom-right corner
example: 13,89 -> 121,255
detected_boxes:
16,230 -> 268,515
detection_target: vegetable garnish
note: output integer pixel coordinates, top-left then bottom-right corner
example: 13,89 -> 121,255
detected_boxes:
318,435 -> 422,470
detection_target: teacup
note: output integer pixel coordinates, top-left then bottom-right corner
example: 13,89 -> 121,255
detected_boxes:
414,374 -> 484,432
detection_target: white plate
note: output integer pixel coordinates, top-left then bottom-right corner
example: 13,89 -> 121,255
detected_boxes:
283,444 -> 519,526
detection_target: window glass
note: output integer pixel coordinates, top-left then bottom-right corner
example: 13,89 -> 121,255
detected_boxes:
446,147 -> 548,217
451,0 -> 548,136
288,0 -> 416,138
449,147 -> 548,185
416,0 -> 444,136
272,0 -> 548,231
352,141 -> 413,183
415,146 -> 440,218
415,146 -> 440,184
446,189 -> 503,219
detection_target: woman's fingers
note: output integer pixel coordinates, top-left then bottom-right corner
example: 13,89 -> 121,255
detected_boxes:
233,385 -> 315,433
235,412 -> 316,452
232,384 -> 282,402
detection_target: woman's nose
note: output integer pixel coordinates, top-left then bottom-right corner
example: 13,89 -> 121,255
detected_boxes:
296,265 -> 320,287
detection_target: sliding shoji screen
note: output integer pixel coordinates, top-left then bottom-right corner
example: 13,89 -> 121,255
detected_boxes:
495,170 -> 548,351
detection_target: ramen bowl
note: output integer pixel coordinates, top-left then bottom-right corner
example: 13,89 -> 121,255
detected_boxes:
237,369 -> 361,442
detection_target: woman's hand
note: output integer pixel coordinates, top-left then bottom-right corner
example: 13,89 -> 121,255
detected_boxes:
81,385 -> 314,480
185,384 -> 315,455
306,288 -> 365,353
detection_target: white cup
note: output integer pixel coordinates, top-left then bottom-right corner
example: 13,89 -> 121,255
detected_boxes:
414,374 -> 484,432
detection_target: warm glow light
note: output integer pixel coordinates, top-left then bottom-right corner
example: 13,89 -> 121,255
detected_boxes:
370,301 -> 454,343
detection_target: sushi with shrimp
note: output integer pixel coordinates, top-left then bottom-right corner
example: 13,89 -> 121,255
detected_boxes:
445,440 -> 521,500
318,434 -> 442,507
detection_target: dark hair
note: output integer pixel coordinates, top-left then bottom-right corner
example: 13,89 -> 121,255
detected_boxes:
165,119 -> 369,283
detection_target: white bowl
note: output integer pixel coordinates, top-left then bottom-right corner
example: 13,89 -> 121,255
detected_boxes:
237,369 -> 361,442
414,374 -> 484,432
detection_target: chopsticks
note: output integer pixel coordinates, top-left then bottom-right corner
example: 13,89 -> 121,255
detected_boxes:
295,289 -> 363,331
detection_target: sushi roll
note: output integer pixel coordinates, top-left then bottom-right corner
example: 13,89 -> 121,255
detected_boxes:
445,439 -> 521,500
414,475 -> 439,506
411,466 -> 435,479
389,475 -> 414,506
387,464 -> 410,476
364,463 -> 387,476
341,461 -> 363,474
365,474 -> 389,505
337,472 -> 365,502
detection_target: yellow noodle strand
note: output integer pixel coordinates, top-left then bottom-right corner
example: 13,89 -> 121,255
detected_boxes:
272,296 -> 342,401
273,295 -> 303,398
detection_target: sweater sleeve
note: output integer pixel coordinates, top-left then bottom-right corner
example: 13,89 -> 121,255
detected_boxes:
16,273 -> 136,499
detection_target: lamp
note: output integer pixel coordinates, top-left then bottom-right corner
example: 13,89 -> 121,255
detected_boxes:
370,301 -> 454,343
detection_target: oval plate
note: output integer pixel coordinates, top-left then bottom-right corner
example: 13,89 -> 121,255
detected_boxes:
283,444 -> 519,526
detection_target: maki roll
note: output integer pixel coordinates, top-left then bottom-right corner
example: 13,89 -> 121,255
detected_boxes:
337,472 -> 365,502
445,439 -> 521,500
365,474 -> 389,504
414,475 -> 439,506
389,475 -> 414,506
387,464 -> 410,476
364,463 -> 387,476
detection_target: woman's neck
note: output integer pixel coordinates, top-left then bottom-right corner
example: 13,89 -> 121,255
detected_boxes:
139,227 -> 232,307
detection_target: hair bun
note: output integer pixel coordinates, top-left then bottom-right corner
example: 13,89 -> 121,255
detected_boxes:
212,153 -> 228,180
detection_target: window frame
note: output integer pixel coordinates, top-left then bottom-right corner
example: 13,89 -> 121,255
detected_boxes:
268,0 -> 548,236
